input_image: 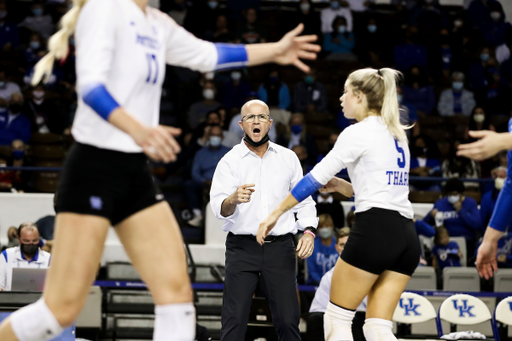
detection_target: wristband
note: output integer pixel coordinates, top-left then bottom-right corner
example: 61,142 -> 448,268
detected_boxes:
304,230 -> 315,238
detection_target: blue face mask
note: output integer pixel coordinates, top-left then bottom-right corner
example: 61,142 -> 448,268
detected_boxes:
480,53 -> 489,62
210,136 -> 222,147
367,24 -> 377,33
12,150 -> 24,160
207,1 -> 218,9
291,124 -> 303,134
305,75 -> 313,84
330,1 -> 340,9
452,81 -> 463,91
337,26 -> 346,34
30,41 -> 40,50
32,8 -> 43,16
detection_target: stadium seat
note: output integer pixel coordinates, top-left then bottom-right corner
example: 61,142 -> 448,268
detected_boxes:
405,266 -> 436,291
493,296 -> 512,341
494,269 -> 512,292
393,292 -> 437,326
436,294 -> 493,338
449,236 -> 467,266
443,267 -> 480,291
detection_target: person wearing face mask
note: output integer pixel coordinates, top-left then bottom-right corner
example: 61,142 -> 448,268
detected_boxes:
235,8 -> 267,44
468,47 -> 493,101
323,16 -> 357,61
186,125 -> 229,227
422,178 -> 482,261
0,92 -> 31,146
321,0 -> 353,34
315,190 -> 345,236
354,17 -> 387,66
221,69 -> 252,111
0,223 -> 51,291
188,80 -> 221,130
0,68 -> 21,109
277,113 -> 318,167
7,139 -> 30,192
18,3 -> 53,40
24,33 -> 44,67
438,71 -> 476,116
465,106 -> 495,143
258,70 -> 291,110
0,2 -> 19,51
290,0 -> 321,38
24,84 -> 63,134
480,166 -> 506,229
393,25 -> 428,72
306,214 -> 339,286
401,66 -> 436,116
480,2 -> 512,48
293,68 -> 328,113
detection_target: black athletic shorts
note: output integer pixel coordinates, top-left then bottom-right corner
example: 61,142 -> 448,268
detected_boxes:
341,207 -> 420,276
55,142 -> 164,226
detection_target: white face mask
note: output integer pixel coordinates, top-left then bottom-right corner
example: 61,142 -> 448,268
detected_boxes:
318,227 -> 333,239
447,195 -> 460,204
203,89 -> 215,100
495,177 -> 505,190
33,90 -> 45,99
231,71 -> 241,81
473,113 -> 485,123
300,3 -> 310,12
490,11 -> 501,21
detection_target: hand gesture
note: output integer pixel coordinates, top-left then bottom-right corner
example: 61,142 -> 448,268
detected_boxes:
133,125 -> 182,163
457,130 -> 508,161
296,232 -> 315,259
476,239 -> 498,279
274,24 -> 321,73
231,184 -> 255,205
257,214 -> 279,245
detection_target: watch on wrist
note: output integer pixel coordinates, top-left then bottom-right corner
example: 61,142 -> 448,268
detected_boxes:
305,226 -> 317,235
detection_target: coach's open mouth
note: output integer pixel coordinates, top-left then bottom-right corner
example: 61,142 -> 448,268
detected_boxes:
253,128 -> 261,134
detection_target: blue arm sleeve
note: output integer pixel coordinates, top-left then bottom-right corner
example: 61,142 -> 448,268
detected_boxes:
291,173 -> 323,203
82,84 -> 120,121
489,183 -> 512,232
214,44 -> 248,71
415,220 -> 436,237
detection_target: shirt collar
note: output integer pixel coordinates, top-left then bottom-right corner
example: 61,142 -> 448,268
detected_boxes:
238,139 -> 278,158
16,246 -> 41,263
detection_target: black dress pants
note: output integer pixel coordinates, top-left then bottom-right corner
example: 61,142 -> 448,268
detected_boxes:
221,233 -> 301,341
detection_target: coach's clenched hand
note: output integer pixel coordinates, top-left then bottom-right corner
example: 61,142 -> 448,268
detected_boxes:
296,232 -> 315,259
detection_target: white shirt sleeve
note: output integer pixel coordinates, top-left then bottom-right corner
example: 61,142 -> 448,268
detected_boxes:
210,157 -> 239,223
75,0 -> 119,93
310,125 -> 366,185
0,253 -> 7,291
289,154 -> 318,229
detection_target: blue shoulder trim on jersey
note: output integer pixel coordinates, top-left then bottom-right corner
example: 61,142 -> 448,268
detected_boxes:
291,173 -> 322,203
489,183 -> 512,232
1,250 -> 6,262
214,43 -> 248,70
82,83 -> 120,121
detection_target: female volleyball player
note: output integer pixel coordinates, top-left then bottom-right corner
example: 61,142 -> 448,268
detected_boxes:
0,0 -> 319,340
257,68 -> 419,341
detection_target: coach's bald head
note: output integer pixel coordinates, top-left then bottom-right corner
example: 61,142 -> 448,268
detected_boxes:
241,99 -> 269,118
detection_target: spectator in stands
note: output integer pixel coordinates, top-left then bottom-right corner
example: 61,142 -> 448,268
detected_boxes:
292,145 -> 312,175
0,92 -> 31,145
307,214 -> 341,285
484,67 -> 511,115
431,227 -> 462,271
221,70 -> 252,112
480,166 -> 506,228
293,69 -> 328,113
402,66 -> 436,116
7,226 -> 18,248
409,135 -> 442,189
23,84 -> 63,134
495,232 -> 512,268
481,1 -> 511,48
436,28 -> 454,79
354,17 -> 387,66
396,86 -> 420,139
469,47 -> 493,98
443,140 -> 481,190
315,191 -> 345,229
204,14 -> 235,43
276,113 -> 318,166
318,130 -> 340,162
308,227 -> 367,341
0,68 -> 21,110
188,80 -> 221,130
321,0 -> 353,34
0,222 -> 51,291
235,8 -> 267,44
411,0 -> 446,35
8,139 -> 28,192
290,0 -> 321,38
468,0 -> 500,30
465,106 -> 495,142
185,125 -> 230,227
0,2 -> 19,51
346,207 -> 355,228
18,2 -> 54,40
24,33 -> 45,67
258,69 -> 291,110
393,26 -> 428,72
23,50 -> 64,90
423,178 -> 482,254
322,16 -> 357,61
438,72 -> 476,117
0,154 -> 20,192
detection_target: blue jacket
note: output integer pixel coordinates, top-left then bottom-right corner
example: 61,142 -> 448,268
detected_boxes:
423,197 -> 482,241
431,241 -> 462,270
258,83 -> 290,110
401,85 -> 436,115
323,32 -> 356,54
0,110 -> 31,145
394,43 -> 428,71
191,146 -> 230,183
306,237 -> 338,285
474,233 -> 512,268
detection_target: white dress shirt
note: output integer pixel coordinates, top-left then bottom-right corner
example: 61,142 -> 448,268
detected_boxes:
0,247 -> 51,291
210,141 -> 318,236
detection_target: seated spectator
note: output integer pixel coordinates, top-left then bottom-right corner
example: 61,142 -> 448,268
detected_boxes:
437,28 -> 454,79
322,16 -> 357,61
437,72 -> 476,117
315,191 -> 345,229
194,110 -> 238,149
402,66 -> 436,116
188,80 -> 221,130
423,178 -> 482,255
409,135 -> 441,190
292,145 -> 312,175
0,2 -> 19,51
0,222 -> 51,291
481,1 -> 511,48
442,140 -> 481,190
346,207 -> 356,228
484,67 -> 510,115
276,113 -> 318,166
293,69 -> 328,113
354,17 -> 387,66
205,14 -> 235,43
308,227 -> 367,341
393,26 -> 428,72
411,0 -> 446,35
258,70 -> 291,111
431,227 -> 462,271
185,125 -> 230,227
23,51 -> 64,89
468,0 -> 500,30
465,106 -> 495,142
290,0 -> 321,38
6,226 -> 18,248
480,166 -> 506,229
0,68 -> 21,110
24,33 -> 45,67
23,84 -> 64,134
0,154 -> 21,192
0,92 -> 31,145
306,214 -> 340,285
8,139 -> 29,192
221,70 -> 252,112
18,2 -> 54,40
321,0 -> 353,34
235,8 -> 266,44
469,47 -> 493,99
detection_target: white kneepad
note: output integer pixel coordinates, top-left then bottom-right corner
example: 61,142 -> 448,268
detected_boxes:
362,318 -> 397,341
324,302 -> 355,341
11,298 -> 64,341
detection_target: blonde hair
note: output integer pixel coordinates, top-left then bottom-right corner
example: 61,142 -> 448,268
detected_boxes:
318,213 -> 334,228
347,68 -> 409,141
32,0 -> 88,85
336,227 -> 350,242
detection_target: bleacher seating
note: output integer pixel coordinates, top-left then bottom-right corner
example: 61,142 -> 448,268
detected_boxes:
494,269 -> 512,293
405,266 -> 436,291
443,267 -> 480,292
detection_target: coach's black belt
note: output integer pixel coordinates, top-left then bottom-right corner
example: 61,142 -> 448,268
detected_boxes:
228,232 -> 292,243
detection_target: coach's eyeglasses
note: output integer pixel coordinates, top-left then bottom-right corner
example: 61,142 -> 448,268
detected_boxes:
242,114 -> 271,123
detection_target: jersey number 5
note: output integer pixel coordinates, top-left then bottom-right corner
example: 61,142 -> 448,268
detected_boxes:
395,140 -> 406,169
146,53 -> 159,84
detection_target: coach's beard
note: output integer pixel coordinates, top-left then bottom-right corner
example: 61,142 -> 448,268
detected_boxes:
243,131 -> 270,147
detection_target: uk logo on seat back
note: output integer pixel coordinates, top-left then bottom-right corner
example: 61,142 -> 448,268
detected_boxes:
439,294 -> 491,325
452,299 -> 475,317
393,292 -> 437,324
495,296 -> 512,326
400,298 -> 421,316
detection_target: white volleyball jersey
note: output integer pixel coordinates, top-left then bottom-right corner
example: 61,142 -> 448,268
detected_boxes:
72,0 -> 219,152
310,116 -> 414,219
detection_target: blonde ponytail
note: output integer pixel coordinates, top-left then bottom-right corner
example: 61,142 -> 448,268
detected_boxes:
32,0 -> 88,85
347,67 -> 409,142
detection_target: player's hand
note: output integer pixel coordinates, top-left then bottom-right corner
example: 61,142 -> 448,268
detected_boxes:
274,24 -> 321,73
296,232 -> 315,259
457,130 -> 507,161
319,177 -> 340,194
475,239 -> 498,279
257,214 -> 279,245
231,184 -> 255,205
135,125 -> 182,163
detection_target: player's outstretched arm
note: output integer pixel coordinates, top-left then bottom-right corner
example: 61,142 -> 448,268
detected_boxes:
457,130 -> 512,161
476,226 -> 503,279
